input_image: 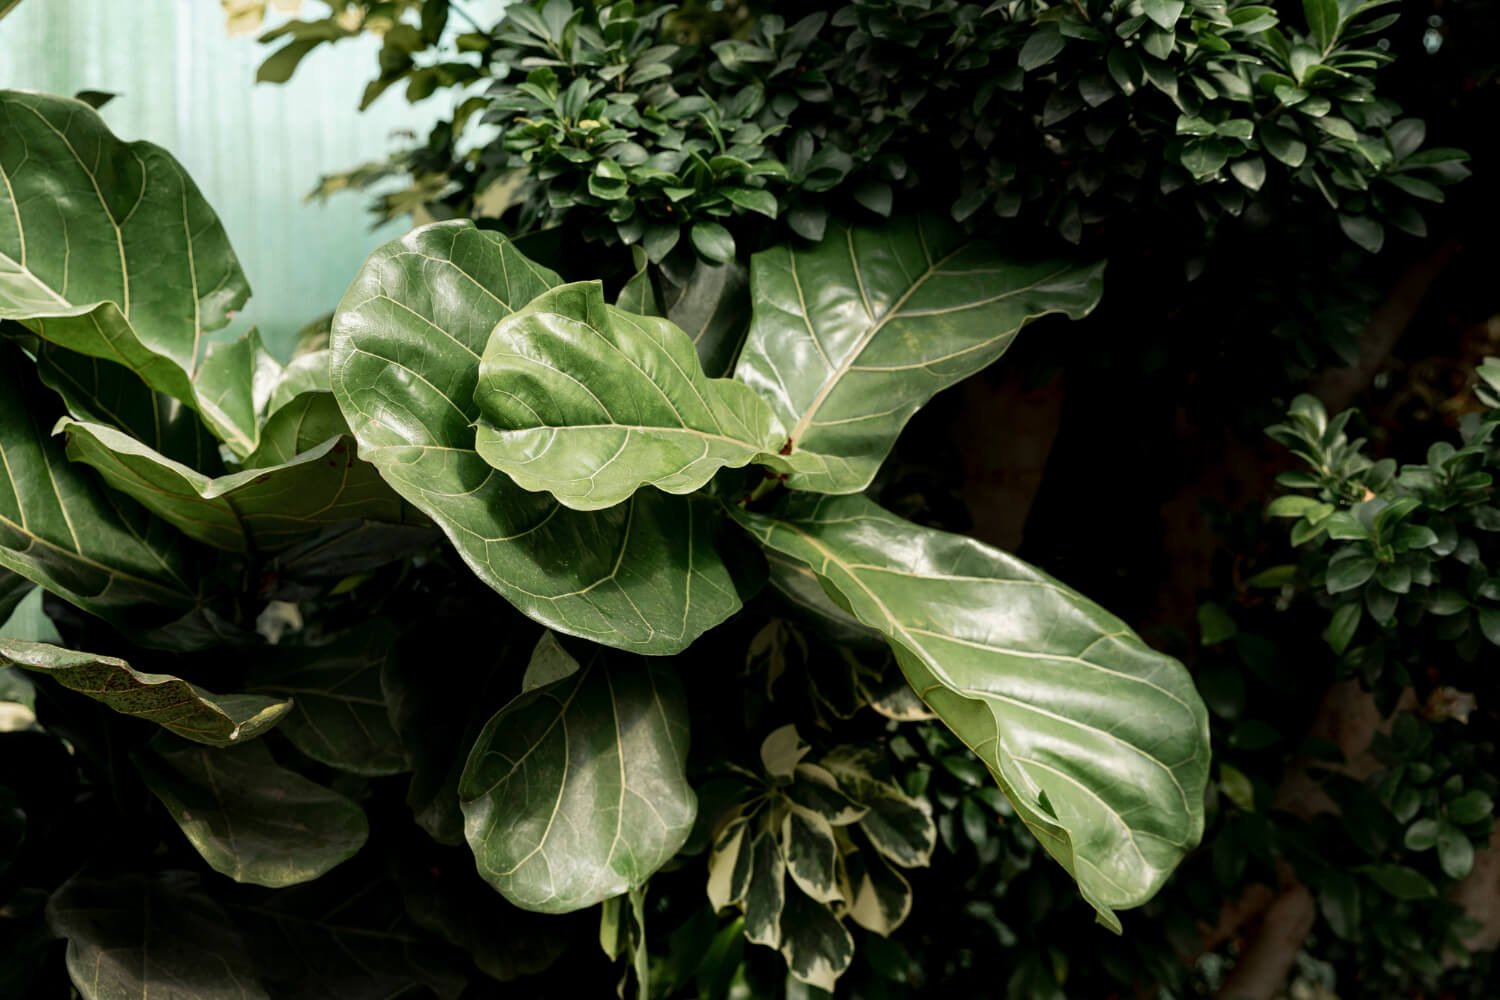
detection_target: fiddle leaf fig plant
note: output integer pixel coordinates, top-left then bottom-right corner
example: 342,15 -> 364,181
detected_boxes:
329,209 -> 1211,944
0,83 -> 1209,998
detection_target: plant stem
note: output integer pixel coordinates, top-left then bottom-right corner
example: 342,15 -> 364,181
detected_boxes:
629,885 -> 649,999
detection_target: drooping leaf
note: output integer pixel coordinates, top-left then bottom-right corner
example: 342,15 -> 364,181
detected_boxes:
330,220 -> 744,653
0,637 -> 289,746
58,417 -> 405,553
0,351 -> 201,627
47,871 -> 271,1000
844,848 -> 912,936
732,494 -> 1210,925
250,625 -> 407,776
0,90 -> 262,453
778,884 -> 855,991
136,735 -> 369,887
655,254 -> 750,377
472,281 -> 785,510
733,216 -> 1103,493
707,815 -> 754,911
743,827 -> 786,947
458,655 -> 696,913
35,344 -> 224,472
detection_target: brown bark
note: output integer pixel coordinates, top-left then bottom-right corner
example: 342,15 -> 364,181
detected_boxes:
1310,239 -> 1458,415
1211,683 -> 1414,999
1451,824 -> 1500,956
1217,881 -> 1317,1000
955,369 -> 1066,551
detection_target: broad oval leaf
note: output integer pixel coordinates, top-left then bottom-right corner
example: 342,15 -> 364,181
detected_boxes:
733,216 -> 1104,493
136,735 -> 369,888
331,220 -> 743,653
458,656 -> 696,913
732,494 -> 1210,924
47,871 -> 271,1000
0,637 -> 290,746
250,624 -> 407,776
0,351 -> 201,627
778,884 -> 855,991
0,90 -> 262,453
473,281 -> 784,510
58,416 -> 405,553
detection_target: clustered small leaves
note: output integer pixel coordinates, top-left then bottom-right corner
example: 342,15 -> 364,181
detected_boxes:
1269,364 -> 1500,696
287,0 -> 1467,262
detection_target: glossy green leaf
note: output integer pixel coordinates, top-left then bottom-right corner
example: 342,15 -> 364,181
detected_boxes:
473,281 -> 785,510
732,494 -> 1210,924
458,656 -> 696,913
0,90 -> 263,453
250,625 -> 407,776
734,216 -> 1103,493
330,220 -> 743,653
0,352 -> 201,626
136,736 -> 369,887
1360,863 -> 1437,900
0,637 -> 289,745
58,417 -> 404,553
47,872 -> 270,1000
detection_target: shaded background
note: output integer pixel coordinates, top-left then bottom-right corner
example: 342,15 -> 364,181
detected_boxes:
0,0 -> 468,356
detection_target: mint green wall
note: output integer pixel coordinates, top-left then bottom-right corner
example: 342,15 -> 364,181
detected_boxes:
0,1 -> 448,358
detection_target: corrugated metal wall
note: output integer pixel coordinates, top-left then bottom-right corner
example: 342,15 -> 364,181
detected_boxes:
0,0 -> 457,357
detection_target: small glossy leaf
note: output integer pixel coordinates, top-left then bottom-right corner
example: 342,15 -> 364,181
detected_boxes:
734,495 -> 1210,924
778,886 -> 854,991
1360,863 -> 1437,900
47,872 -> 270,1000
734,216 -> 1103,494
845,849 -> 912,936
473,281 -> 785,510
1437,822 -> 1474,879
786,764 -> 868,825
691,222 -> 736,263
707,816 -> 753,911
783,807 -> 842,903
821,749 -> 935,868
331,220 -> 743,653
459,656 -> 696,913
136,736 -> 369,887
0,638 -> 289,746
761,723 -> 810,779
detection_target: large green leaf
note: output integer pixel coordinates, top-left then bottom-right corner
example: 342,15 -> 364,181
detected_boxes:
731,494 -> 1209,924
0,90 -> 261,452
36,344 -> 224,472
250,624 -> 407,776
0,351 -> 201,626
473,281 -> 784,510
47,871 -> 271,1000
136,735 -> 368,888
733,216 -> 1103,493
0,638 -> 290,746
57,416 -> 404,553
458,655 -> 696,913
330,220 -> 743,653
229,871 -> 468,999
